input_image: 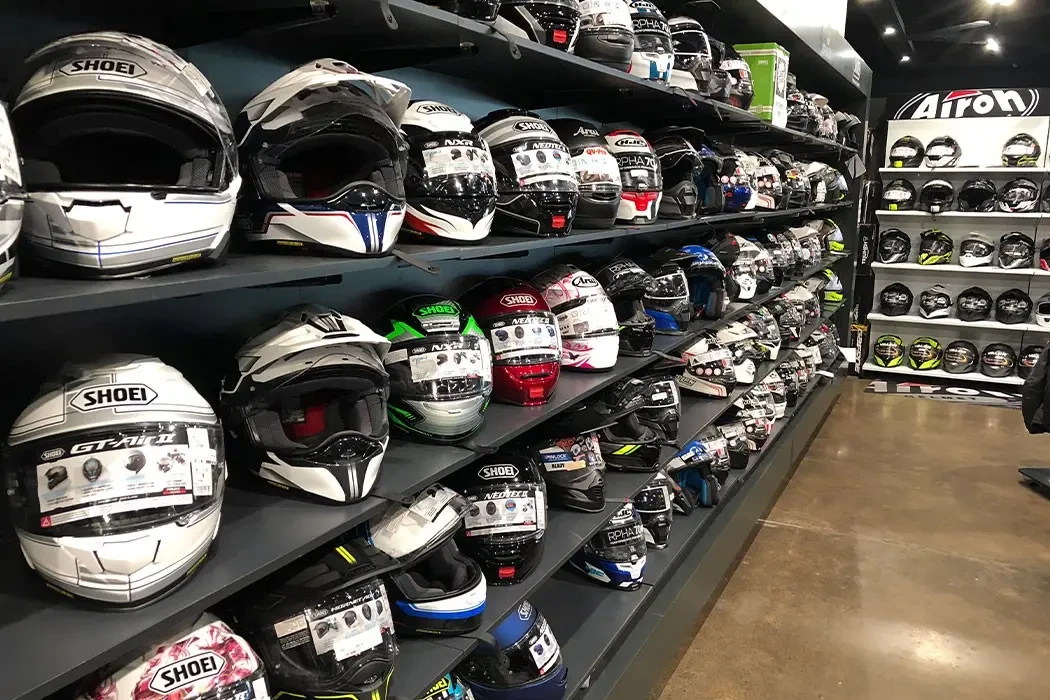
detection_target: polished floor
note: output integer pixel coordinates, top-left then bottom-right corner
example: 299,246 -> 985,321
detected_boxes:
657,379 -> 1050,700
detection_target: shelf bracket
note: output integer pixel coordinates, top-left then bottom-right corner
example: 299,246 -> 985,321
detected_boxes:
392,249 -> 441,275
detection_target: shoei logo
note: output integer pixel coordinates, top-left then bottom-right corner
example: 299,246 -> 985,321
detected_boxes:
614,136 -> 648,149
60,59 -> 146,79
500,294 -> 536,307
148,652 -> 226,694
418,103 -> 462,115
70,384 -> 157,412
416,302 -> 460,317
894,89 -> 1040,120
574,126 -> 600,138
518,600 -> 533,620
479,464 -> 519,480
39,448 -> 65,461
513,121 -> 554,133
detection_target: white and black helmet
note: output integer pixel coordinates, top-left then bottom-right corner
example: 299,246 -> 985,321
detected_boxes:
1035,293 -> 1050,327
221,306 -> 390,503
998,178 -> 1040,213
0,105 -> 23,294
11,32 -> 240,278
676,334 -> 737,398
236,60 -> 410,256
575,0 -> 634,69
919,285 -> 953,319
605,130 -> 662,224
924,135 -> 961,168
919,179 -> 954,213
627,1 -> 673,83
959,232 -> 995,267
5,356 -> 225,606
401,101 -> 497,242
716,322 -> 761,385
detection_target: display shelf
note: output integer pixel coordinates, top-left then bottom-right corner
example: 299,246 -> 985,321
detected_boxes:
879,167 -> 1050,175
793,251 -> 852,282
875,210 -> 1044,220
870,262 -> 1038,277
861,362 -> 1024,386
866,312 -> 1045,333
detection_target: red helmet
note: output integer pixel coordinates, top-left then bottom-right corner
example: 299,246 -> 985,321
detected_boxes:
462,278 -> 562,405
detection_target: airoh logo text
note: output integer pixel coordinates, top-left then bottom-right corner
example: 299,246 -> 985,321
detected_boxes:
478,464 -> 519,480
70,384 -> 157,412
513,121 -> 554,133
894,89 -> 1040,120
60,59 -> 146,78
148,652 -> 226,694
500,294 -> 537,307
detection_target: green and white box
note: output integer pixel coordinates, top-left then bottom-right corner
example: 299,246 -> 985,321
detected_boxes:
734,43 -> 790,127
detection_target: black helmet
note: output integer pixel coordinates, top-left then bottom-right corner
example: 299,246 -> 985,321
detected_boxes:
957,179 -> 997,212
957,286 -> 993,321
998,231 -> 1035,269
475,110 -> 578,236
766,149 -> 809,209
998,178 -> 1039,213
878,228 -> 911,263
959,232 -> 995,267
1003,133 -> 1041,168
636,363 -> 681,440
995,288 -> 1033,324
943,340 -> 979,374
648,129 -> 703,219
919,285 -> 953,319
879,283 -> 913,316
919,179 -> 954,213
575,0 -> 634,68
924,135 -> 961,168
548,118 -> 621,228
592,378 -> 661,472
526,426 -> 606,513
668,17 -> 717,96
981,343 -> 1017,378
497,0 -> 582,50
888,135 -> 924,168
635,471 -> 673,549
872,334 -> 906,368
786,79 -> 813,133
908,337 -> 943,371
918,229 -> 953,265
767,297 -> 804,342
1019,345 -> 1043,379
882,178 -> 916,211
594,257 -> 656,356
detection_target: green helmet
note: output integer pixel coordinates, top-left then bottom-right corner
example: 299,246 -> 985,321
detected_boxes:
821,268 -> 844,304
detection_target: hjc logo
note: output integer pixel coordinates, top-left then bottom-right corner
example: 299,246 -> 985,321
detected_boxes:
478,464 -> 519,480
500,294 -> 536,307
894,89 -> 1040,120
513,121 -> 553,133
70,384 -> 158,412
60,59 -> 146,78
614,137 -> 647,149
148,652 -> 226,694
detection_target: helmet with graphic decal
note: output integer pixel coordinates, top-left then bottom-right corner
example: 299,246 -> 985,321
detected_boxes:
0,104 -> 22,294
636,360 -> 683,441
526,410 -> 607,512
676,333 -> 737,398
575,0 -> 634,69
593,257 -> 657,356
664,440 -> 721,508
549,118 -> 622,228
641,247 -> 694,333
605,129 -> 663,223
668,17 -> 720,97
924,135 -> 961,168
1003,133 -> 1042,168
420,675 -> 477,700
635,470 -> 673,549
627,1 -> 673,83
379,296 -> 492,443
589,377 -> 661,472
888,135 -> 924,168
569,500 -> 647,588
532,264 -> 620,370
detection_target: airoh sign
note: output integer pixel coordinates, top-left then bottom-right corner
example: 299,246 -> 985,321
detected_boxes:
892,88 -> 1046,120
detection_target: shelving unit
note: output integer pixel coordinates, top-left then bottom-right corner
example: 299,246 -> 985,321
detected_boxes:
870,262 -> 1038,276
878,167 -> 1050,175
867,312 -> 1050,334
860,363 -> 1024,386
875,210 -> 1044,220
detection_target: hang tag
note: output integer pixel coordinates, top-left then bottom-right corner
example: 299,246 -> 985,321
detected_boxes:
192,462 -> 213,497
409,487 -> 456,522
187,427 -> 211,450
334,626 -> 383,661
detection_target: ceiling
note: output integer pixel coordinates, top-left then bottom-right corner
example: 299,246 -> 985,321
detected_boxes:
847,0 -> 1050,87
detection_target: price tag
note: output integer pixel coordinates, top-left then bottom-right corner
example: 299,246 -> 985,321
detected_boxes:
192,462 -> 213,497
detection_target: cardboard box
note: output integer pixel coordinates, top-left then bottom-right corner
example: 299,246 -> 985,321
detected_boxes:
734,43 -> 790,127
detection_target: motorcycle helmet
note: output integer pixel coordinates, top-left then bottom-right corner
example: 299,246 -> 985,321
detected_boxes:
786,82 -> 813,133
1003,133 -> 1041,168
774,362 -> 799,408
1041,239 -> 1050,271
0,105 -> 22,295
761,372 -> 788,419
716,419 -> 750,468
496,0 -> 581,50
716,322 -> 761,385
221,306 -> 390,503
959,232 -> 995,267
908,337 -> 943,371
877,285 -> 911,316
998,231 -> 1035,269
527,423 -> 606,512
802,162 -> 831,204
995,288 -> 1033,324
1019,345 -> 1042,379
636,366 -> 681,441
918,229 -> 953,265
649,130 -> 702,219
76,614 -> 268,699
924,135 -> 961,168
743,307 -> 782,361
668,17 -> 717,96
635,471 -> 673,549
548,118 -> 621,228
689,131 -> 729,214
888,136 -> 924,168
957,286 -> 993,321
575,0 -> 633,68
461,278 -> 561,406
998,178 -> 1039,213
729,257 -> 758,301
380,296 -> 492,443
819,269 -> 844,305
918,285 -> 952,319
664,441 -> 720,508
588,378 -> 661,472
878,228 -> 911,263
766,149 -> 809,209
13,32 -> 239,277
568,500 -> 646,588
459,600 -> 567,700
627,1 -> 673,83
785,285 -> 819,321
872,334 -> 905,368
749,151 -> 784,209
767,296 -> 804,342
720,45 -> 754,111
452,455 -> 546,585
476,109 -> 578,236
679,244 -> 729,320
981,343 -> 1017,378
957,179 -> 997,212
605,129 -> 662,223
810,218 -> 844,255
695,426 -> 730,485
741,239 -> 776,295
532,264 -> 620,370
677,334 -> 736,398
641,248 -> 693,333
401,100 -> 497,242
6,357 -> 224,607
708,145 -> 751,211
750,231 -> 790,285
943,340 -> 979,374
881,179 -> 916,211
594,257 -> 657,356
1037,292 -> 1050,327
919,179 -> 954,213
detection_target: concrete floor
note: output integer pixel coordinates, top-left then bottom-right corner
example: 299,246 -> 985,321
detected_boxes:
657,378 -> 1050,700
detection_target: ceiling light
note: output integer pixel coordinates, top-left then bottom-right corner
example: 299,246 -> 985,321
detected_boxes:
900,55 -> 911,63
985,36 -> 1001,52
987,0 -> 1015,6
883,26 -> 897,36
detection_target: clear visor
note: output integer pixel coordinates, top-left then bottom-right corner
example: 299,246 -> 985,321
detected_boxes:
501,141 -> 577,192
415,132 -> 497,196
571,146 -> 622,190
647,270 -> 689,301
556,296 -> 619,339
615,152 -> 661,191
488,311 -> 560,366
389,335 -> 492,400
635,32 -> 673,54
596,521 -> 647,561
462,482 -> 546,539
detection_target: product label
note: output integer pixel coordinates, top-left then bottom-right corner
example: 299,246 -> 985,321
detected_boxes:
528,618 -> 561,675
579,0 -> 631,28
408,346 -> 485,383
0,107 -> 21,187
464,486 -> 545,536
538,434 -> 603,472
571,147 -> 622,187
509,142 -> 575,185
421,142 -> 495,180
685,347 -> 732,365
272,583 -> 393,660
489,315 -> 560,363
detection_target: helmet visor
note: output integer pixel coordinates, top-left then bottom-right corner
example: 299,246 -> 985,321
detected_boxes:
414,132 -> 497,197
390,335 -> 492,400
596,519 -> 647,562
556,296 -> 619,339
647,269 -> 689,302
462,481 -> 546,539
643,378 -> 680,409
634,482 -> 671,513
506,142 -> 577,192
488,311 -> 560,366
615,152 -> 662,191
571,146 -> 622,192
7,423 -> 223,538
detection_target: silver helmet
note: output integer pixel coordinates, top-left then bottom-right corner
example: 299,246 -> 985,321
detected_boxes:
4,356 -> 224,606
11,32 -> 240,278
221,305 -> 391,503
0,104 -> 24,294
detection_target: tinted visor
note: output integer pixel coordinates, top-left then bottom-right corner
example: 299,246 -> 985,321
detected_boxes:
635,482 -> 671,513
392,335 -> 491,400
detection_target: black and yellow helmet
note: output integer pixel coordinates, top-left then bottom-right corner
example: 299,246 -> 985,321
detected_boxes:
872,335 -> 906,368
918,229 -> 953,265
908,337 -> 943,371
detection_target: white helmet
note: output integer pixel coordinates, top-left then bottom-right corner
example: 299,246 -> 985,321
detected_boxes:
220,305 -> 391,503
627,1 -> 674,83
716,322 -> 759,385
0,104 -> 24,293
76,614 -> 268,700
760,373 -> 787,419
959,232 -> 996,268
237,60 -> 411,256
677,334 -> 737,398
1036,293 -> 1050,327
533,264 -> 621,370
730,258 -> 757,300
5,356 -> 224,606
12,32 -> 240,277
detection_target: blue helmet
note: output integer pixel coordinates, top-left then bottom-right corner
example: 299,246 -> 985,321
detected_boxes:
422,674 -> 477,700
568,501 -> 647,589
642,248 -> 695,334
665,440 -> 721,508
718,150 -> 754,211
679,245 -> 728,321
459,601 -> 568,700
